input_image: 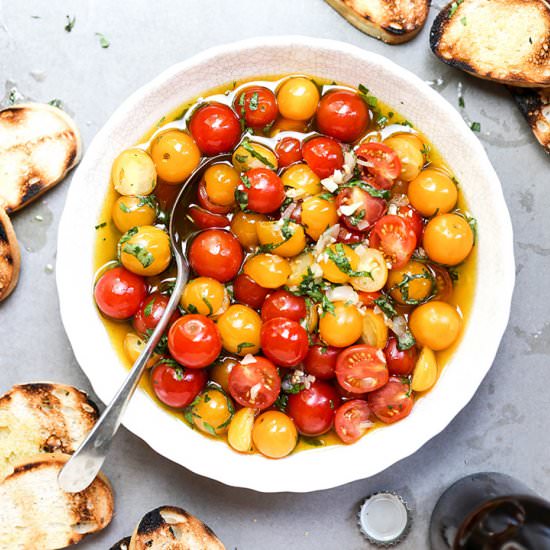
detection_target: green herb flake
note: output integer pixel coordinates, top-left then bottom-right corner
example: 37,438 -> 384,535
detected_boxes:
274,393 -> 288,412
402,120 -> 414,128
326,243 -> 371,279
318,193 -> 334,201
204,393 -> 211,403
249,92 -> 259,111
94,222 -> 107,230
374,295 -> 397,318
281,218 -> 294,241
348,209 -> 366,227
143,296 -> 156,317
389,269 -> 435,306
202,422 -> 217,436
397,329 -> 416,351
240,173 -> 251,189
301,436 -> 325,447
119,226 -> 138,244
123,243 -> 154,268
235,189 -> 249,211
460,16 -> 467,25
202,296 -> 213,316
48,99 -> 63,109
448,0 -> 464,17
95,32 -> 110,48
470,121 -> 481,133
64,15 -> 76,32
241,139 -> 275,169
186,304 -> 198,314
237,342 -> 255,354
235,154 -> 248,163
529,37 -> 533,44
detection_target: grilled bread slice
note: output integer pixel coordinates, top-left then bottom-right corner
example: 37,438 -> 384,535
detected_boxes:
0,453 -> 113,549
430,0 -> 550,87
324,0 -> 430,44
110,536 -> 132,550
0,383 -> 99,480
0,103 -> 82,213
0,206 -> 20,301
510,87 -> 550,153
129,506 -> 225,550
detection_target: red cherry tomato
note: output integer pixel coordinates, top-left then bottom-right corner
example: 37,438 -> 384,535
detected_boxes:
260,317 -> 309,367
189,103 -> 241,155
303,344 -> 339,380
430,264 -> 454,302
357,291 -> 382,307
275,137 -> 302,167
336,187 -> 387,232
316,90 -> 369,143
94,267 -> 147,320
334,399 -> 373,444
228,356 -> 281,410
234,86 -> 278,130
384,336 -> 418,376
302,136 -> 344,179
167,314 -> 222,368
233,273 -> 270,310
337,225 -> 364,244
189,229 -> 243,282
261,290 -> 306,322
356,142 -> 402,181
369,215 -> 417,269
397,204 -> 424,243
287,380 -> 340,436
335,345 -> 389,394
368,376 -> 414,424
133,292 -> 181,336
188,205 -> 230,229
197,180 -> 232,214
151,359 -> 207,408
236,168 -> 285,214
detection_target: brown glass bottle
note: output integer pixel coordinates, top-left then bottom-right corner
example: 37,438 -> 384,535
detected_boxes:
429,472 -> 550,549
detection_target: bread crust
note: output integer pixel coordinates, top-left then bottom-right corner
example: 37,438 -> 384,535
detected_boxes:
0,206 -> 20,301
510,86 -> 550,153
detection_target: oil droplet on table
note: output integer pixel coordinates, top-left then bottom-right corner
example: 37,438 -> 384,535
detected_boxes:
16,200 -> 54,253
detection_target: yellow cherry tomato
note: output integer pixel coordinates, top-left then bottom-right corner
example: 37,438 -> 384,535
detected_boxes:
252,410 -> 298,458
409,301 -> 462,351
319,301 -> 363,347
408,169 -> 458,217
180,277 -> 229,317
281,163 -> 322,199
270,117 -> 308,135
217,304 -> 262,355
423,213 -> 474,265
256,220 -> 306,257
230,211 -> 267,250
209,357 -> 238,394
203,163 -> 240,207
411,347 -> 438,392
277,77 -> 320,121
112,195 -> 157,233
112,148 -> 157,196
228,407 -> 255,453
305,302 -> 319,333
319,243 -> 359,284
149,130 -> 200,184
287,251 -> 315,287
384,134 -> 425,182
387,260 -> 434,305
189,389 -> 234,436
232,142 -> 278,172
119,225 -> 171,276
301,195 -> 338,240
350,247 -> 388,292
359,308 -> 388,348
123,332 -> 159,368
243,254 -> 290,288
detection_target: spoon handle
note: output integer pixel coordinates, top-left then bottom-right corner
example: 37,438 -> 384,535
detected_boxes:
58,253 -> 188,493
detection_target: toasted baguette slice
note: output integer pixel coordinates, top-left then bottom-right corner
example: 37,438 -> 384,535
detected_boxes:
0,103 -> 82,213
0,206 -> 20,301
110,536 -> 132,550
510,87 -> 550,153
325,0 -> 430,44
430,0 -> 550,87
0,383 -> 99,480
0,453 -> 113,549
129,506 -> 225,550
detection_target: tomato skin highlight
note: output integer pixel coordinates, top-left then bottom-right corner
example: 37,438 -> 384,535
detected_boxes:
260,317 -> 309,367
334,399 -> 373,444
397,204 -> 424,243
234,86 -> 278,130
370,215 -> 417,269
384,336 -> 418,376
368,376 -> 414,424
233,273 -> 270,310
188,205 -> 230,229
189,103 -> 241,155
237,168 -> 285,214
275,137 -> 302,167
261,290 -> 307,323
335,344 -> 389,394
151,359 -> 207,408
302,136 -> 344,179
133,292 -> 181,336
303,344 -> 339,380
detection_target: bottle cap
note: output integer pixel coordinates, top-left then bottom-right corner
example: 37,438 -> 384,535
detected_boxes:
358,492 -> 411,546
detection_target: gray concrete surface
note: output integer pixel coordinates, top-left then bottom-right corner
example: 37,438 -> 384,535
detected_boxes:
1,1 -> 549,548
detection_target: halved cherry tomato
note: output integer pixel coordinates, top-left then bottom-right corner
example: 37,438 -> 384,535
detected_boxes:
384,336 -> 418,376
151,359 -> 207,408
357,291 -> 382,307
133,292 -> 181,336
303,344 -> 339,380
334,399 -> 373,444
356,142 -> 402,182
337,225 -> 364,244
260,317 -> 309,367
335,344 -> 389,394
287,380 -> 340,436
275,137 -> 302,167
302,136 -> 344,179
189,103 -> 241,155
167,314 -> 222,368
336,187 -> 387,232
261,290 -> 306,323
430,264 -> 454,302
233,273 -> 270,310
369,215 -> 417,269
228,356 -> 281,410
397,204 -> 424,243
188,205 -> 230,229
236,168 -> 285,214
368,376 -> 414,424
197,179 -> 232,214
234,86 -> 278,130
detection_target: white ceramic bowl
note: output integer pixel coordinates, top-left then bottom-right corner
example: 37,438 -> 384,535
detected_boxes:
57,36 -> 514,493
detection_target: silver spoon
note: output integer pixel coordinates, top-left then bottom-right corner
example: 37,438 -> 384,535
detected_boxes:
58,154 -> 229,493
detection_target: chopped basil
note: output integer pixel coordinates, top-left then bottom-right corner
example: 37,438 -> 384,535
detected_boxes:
202,297 -> 213,316
318,193 -> 334,201
94,222 -> 107,230
470,121 -> 481,133
186,303 -> 198,314
342,179 -> 390,200
235,189 -> 249,211
326,243 -> 371,278
237,342 -> 255,354
249,92 -> 259,111
240,173 -> 251,189
156,116 -> 166,128
374,295 -> 397,318
201,422 -> 217,436
95,32 -> 110,48
348,209 -> 366,227
274,393 -> 288,412
48,98 -> 63,109
241,139 -> 275,169
449,268 -> 459,282
64,15 -> 75,32
204,393 -> 211,403
465,213 -> 478,244
145,329 -> 169,354
235,154 -> 248,163
397,329 -> 416,351
460,16 -> 467,25
301,436 -> 325,447
402,120 -> 414,128
420,143 -> 431,157
389,269 -> 435,305
123,243 -> 154,268
262,120 -> 275,135
448,0 -> 464,17
290,267 -> 335,316
281,218 -> 294,240
143,296 -> 156,317
119,226 -> 138,244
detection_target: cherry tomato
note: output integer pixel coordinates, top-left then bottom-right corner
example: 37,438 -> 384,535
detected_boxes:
384,336 -> 418,376
287,380 -> 340,436
335,344 -> 389,394
277,77 -> 320,121
228,356 -> 281,410
243,253 -> 291,289
252,411 -> 297,458
112,195 -> 157,234
369,215 -> 417,269
430,264 -> 454,302
236,168 -> 285,214
408,169 -> 458,217
209,357 -> 237,393
217,304 -> 262,356
260,317 -> 309,367
303,344 -> 339,380
301,194 -> 339,240
189,103 -> 241,155
188,205 -> 230,229
150,130 -> 200,183
337,225 -> 364,244
334,399 -> 373,444
275,137 -> 302,167
302,136 -> 344,179
119,225 -> 171,277
234,86 -> 278,130
233,273 -> 270,310
357,291 -> 382,307
203,163 -> 240,207
383,134 -> 424,182
356,142 -> 402,182
167,314 -> 222,368
397,204 -> 424,243
387,260 -> 434,305
319,301 -> 363,347
368,376 -> 414,424
133,292 -> 181,336
94,267 -> 147,319
151,359 -> 207,408
189,388 -> 233,435
189,229 -> 243,282
261,290 -> 306,323
197,179 -> 232,214
336,187 -> 387,232
423,213 -> 474,266
316,89 -> 369,142
409,301 -> 462,351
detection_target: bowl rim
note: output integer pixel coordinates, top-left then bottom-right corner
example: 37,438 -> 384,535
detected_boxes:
56,35 -> 515,493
